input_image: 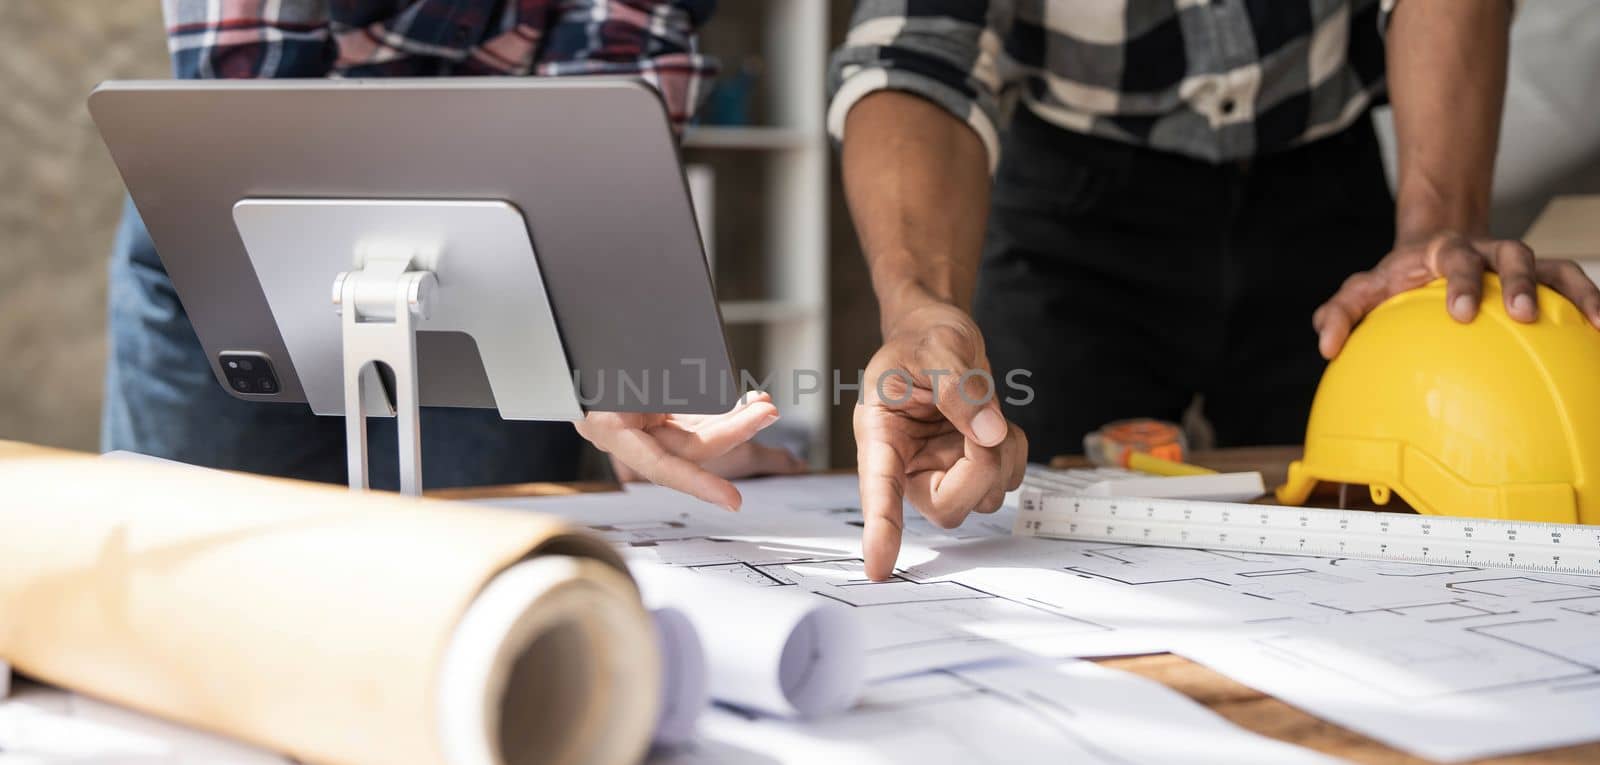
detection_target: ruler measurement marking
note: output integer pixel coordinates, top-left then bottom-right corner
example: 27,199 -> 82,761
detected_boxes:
1015,492 -> 1600,575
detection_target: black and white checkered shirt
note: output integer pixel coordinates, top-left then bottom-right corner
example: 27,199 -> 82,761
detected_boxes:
828,0 -> 1403,168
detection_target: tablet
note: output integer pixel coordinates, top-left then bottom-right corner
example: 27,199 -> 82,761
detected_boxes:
90,77 -> 736,415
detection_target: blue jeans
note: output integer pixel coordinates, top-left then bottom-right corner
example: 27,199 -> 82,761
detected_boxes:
101,198 -> 583,489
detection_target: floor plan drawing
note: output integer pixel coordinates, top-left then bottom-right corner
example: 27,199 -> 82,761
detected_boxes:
652,660 -> 1341,765
486,475 -> 1600,761
654,549 -> 1118,681
906,531 -> 1600,760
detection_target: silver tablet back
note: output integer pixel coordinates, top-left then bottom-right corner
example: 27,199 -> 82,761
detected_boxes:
89,78 -> 737,415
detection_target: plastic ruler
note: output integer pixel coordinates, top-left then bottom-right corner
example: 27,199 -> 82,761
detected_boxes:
1015,491 -> 1600,575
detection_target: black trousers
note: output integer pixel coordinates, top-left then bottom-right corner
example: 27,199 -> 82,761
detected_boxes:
974,108 -> 1396,461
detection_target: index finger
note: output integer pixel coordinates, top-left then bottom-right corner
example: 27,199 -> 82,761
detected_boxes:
855,411 -> 907,582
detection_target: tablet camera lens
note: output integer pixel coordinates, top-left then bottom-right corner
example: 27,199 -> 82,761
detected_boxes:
220,353 -> 278,396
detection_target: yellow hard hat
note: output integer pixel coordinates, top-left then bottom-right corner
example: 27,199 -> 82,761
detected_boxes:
1277,274 -> 1600,524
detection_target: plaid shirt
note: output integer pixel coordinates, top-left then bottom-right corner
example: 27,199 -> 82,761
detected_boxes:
163,0 -> 717,128
828,0 -> 1407,168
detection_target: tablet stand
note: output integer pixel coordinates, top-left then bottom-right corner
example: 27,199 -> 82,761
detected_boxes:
233,198 -> 586,497
333,252 -> 437,495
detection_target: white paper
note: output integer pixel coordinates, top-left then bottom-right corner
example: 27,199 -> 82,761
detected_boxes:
0,661 -> 9,702
914,538 -> 1600,759
1,659 -> 1334,765
651,607 -> 709,746
0,683 -> 290,764
633,564 -> 864,717
1005,465 -> 1135,508
489,474 -> 1600,761
486,479 -> 1038,681
650,659 -> 1340,765
1178,616 -> 1600,763
1014,464 -> 1266,503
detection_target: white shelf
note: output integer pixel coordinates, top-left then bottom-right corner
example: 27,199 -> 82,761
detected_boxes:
718,300 -> 818,324
682,126 -> 817,151
693,0 -> 831,465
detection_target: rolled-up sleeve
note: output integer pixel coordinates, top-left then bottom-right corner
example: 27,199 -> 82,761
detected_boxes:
827,0 -> 1010,172
1379,0 -> 1522,34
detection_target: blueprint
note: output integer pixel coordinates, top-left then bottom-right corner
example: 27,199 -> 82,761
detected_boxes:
0,660 -> 1332,765
652,659 -> 1340,765
485,475 -> 1600,762
911,537 -> 1600,761
516,477 -> 1050,681
634,563 -> 865,717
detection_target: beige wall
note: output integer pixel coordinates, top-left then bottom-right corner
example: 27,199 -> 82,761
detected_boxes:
0,2 -> 167,450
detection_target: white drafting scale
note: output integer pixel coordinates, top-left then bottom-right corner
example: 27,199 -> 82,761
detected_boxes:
1015,492 -> 1600,575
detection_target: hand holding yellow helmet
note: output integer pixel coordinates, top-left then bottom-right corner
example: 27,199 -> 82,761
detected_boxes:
1278,274 -> 1600,524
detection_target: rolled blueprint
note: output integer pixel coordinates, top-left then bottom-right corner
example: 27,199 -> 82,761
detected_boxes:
631,563 -> 865,718
649,607 -> 708,746
0,441 -> 660,765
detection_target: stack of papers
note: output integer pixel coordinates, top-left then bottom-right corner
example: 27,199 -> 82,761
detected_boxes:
485,474 -> 1600,764
1016,464 -> 1267,503
657,661 -> 1340,765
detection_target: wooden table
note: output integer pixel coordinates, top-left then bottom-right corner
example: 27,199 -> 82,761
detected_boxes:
436,447 -> 1598,765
